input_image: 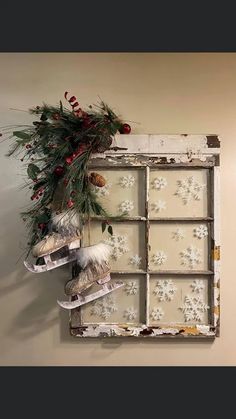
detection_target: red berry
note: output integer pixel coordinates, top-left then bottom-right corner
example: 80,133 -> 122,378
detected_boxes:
54,165 -> 64,176
38,223 -> 46,230
119,123 -> 131,134
67,199 -> 74,208
65,156 -> 73,165
63,179 -> 69,186
70,191 -> 76,197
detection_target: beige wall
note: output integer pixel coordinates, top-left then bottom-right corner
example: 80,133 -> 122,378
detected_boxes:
0,53 -> 234,365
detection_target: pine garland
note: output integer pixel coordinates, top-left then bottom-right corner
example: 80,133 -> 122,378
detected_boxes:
2,92 -> 131,251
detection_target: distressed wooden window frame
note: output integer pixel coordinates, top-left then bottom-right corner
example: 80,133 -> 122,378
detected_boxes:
70,134 -> 220,339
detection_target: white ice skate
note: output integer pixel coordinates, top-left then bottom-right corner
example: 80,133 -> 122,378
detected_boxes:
57,242 -> 124,309
24,232 -> 82,273
24,211 -> 82,273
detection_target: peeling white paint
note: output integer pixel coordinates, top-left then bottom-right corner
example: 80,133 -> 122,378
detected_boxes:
71,324 -> 216,338
196,324 -> 215,336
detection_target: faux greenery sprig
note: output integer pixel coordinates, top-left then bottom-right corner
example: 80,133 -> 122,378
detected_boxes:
2,92 -> 131,250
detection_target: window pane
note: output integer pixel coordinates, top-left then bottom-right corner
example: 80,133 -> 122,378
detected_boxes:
148,276 -> 210,325
149,169 -> 209,218
89,168 -> 146,217
149,222 -> 209,271
79,275 -> 146,325
83,221 -> 146,272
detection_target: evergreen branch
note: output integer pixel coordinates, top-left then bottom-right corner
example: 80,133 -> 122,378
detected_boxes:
2,94 -> 131,251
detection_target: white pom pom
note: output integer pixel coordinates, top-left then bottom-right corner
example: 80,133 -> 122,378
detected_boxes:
76,242 -> 112,268
51,211 -> 80,235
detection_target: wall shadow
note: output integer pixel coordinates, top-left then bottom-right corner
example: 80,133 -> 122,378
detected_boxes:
1,187 -> 215,352
0,187 -> 71,340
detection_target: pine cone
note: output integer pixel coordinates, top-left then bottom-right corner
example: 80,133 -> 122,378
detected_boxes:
89,172 -> 106,187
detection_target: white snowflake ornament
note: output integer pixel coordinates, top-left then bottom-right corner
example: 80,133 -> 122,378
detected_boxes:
124,281 -> 139,296
172,228 -> 185,241
175,176 -> 205,205
151,177 -> 167,190
191,279 -> 205,293
119,175 -> 135,188
180,245 -> 202,269
150,307 -> 164,321
90,295 -> 118,320
119,200 -> 134,214
179,295 -> 209,322
152,251 -> 167,266
123,307 -> 138,321
129,255 -> 142,267
105,234 -> 129,260
193,225 -> 208,239
151,200 -> 167,213
153,280 -> 177,302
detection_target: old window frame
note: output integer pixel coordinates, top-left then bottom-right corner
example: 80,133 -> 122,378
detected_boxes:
70,134 -> 220,338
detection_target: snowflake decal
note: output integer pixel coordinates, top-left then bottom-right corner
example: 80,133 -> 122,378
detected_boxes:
123,307 -> 138,321
93,182 -> 112,197
172,228 -> 185,241
179,295 -> 209,322
151,200 -> 166,213
119,175 -> 135,188
119,200 -> 134,214
153,279 -> 177,301
190,279 -> 205,293
129,255 -> 142,267
151,251 -> 167,266
105,234 -> 129,260
90,295 -> 117,320
193,225 -> 208,239
151,177 -> 167,190
124,281 -> 139,295
180,245 -> 202,269
175,176 -> 205,205
150,307 -> 164,321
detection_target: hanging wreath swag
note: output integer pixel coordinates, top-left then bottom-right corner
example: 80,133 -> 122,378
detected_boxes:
3,92 -> 131,253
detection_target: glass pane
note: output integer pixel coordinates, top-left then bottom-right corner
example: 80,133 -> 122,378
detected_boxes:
148,276 -> 210,325
149,169 -> 209,218
83,221 -> 146,272
149,222 -> 209,271
79,275 -> 146,325
89,168 -> 146,217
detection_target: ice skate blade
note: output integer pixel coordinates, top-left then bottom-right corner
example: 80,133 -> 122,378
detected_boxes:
57,281 -> 124,309
24,250 -> 78,273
